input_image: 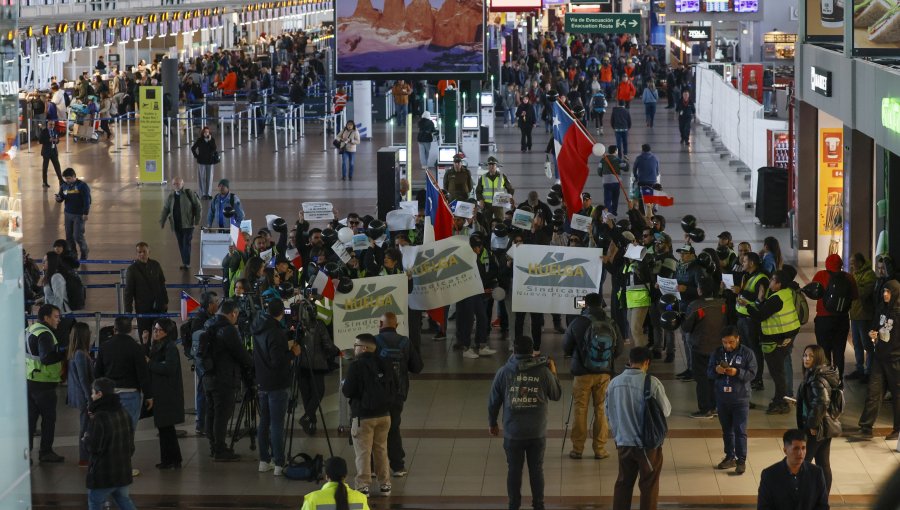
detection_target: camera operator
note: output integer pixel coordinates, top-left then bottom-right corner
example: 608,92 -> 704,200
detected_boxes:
296,297 -> 339,436
252,299 -> 300,475
203,299 -> 254,461
188,292 -> 219,436
673,243 -> 704,379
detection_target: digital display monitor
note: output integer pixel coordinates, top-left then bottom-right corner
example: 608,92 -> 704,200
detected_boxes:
480,92 -> 494,106
734,0 -> 758,12
397,147 -> 407,164
675,0 -> 758,12
438,146 -> 457,164
462,114 -> 479,129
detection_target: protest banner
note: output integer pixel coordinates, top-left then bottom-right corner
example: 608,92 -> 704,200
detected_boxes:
332,274 -> 409,350
401,236 -> 484,310
511,245 -> 604,314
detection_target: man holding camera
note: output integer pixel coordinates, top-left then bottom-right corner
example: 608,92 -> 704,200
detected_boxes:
488,336 -> 562,510
708,325 -> 757,475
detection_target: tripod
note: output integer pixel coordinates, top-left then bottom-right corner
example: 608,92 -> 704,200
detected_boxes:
229,384 -> 258,451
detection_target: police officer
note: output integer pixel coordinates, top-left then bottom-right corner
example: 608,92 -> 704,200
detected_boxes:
731,251 -> 769,391
26,304 -> 66,463
475,156 -> 515,225
443,153 -> 473,202
709,325 -> 757,475
750,269 -> 800,415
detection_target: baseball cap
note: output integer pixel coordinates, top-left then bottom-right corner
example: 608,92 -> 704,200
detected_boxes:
622,231 -> 636,242
676,244 -> 695,254
717,231 -> 732,241
581,192 -> 592,200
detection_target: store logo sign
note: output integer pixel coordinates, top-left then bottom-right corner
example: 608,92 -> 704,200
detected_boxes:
810,66 -> 832,97
686,28 -> 710,41
882,98 -> 900,135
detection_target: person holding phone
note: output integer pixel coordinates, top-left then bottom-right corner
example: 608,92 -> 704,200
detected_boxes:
708,325 -> 757,475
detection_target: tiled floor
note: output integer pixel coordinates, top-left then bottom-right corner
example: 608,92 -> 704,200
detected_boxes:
19,100 -> 890,509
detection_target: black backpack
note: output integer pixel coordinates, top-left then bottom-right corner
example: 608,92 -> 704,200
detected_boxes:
283,453 -> 324,482
641,374 -> 668,449
63,271 -> 86,310
31,99 -> 45,115
820,375 -> 844,437
375,334 -> 408,398
63,92 -> 71,107
180,321 -> 195,360
194,326 -> 217,374
581,317 -> 617,373
823,271 -> 852,314
360,357 -> 397,413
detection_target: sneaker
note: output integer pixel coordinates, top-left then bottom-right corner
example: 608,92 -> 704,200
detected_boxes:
392,469 -> 408,477
214,450 -> 241,462
568,451 -> 582,459
358,486 -> 370,496
478,346 -> 497,356
676,370 -> 692,379
274,465 -> 284,476
380,483 -> 392,495
735,460 -> 746,475
690,410 -> 715,419
887,430 -> 900,441
716,457 -> 736,470
765,403 -> 790,415
259,461 -> 275,472
38,451 -> 65,463
463,348 -> 480,359
594,449 -> 610,459
846,371 -> 863,380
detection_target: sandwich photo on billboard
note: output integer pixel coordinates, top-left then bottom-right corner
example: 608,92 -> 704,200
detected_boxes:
854,0 -> 900,52
335,0 -> 486,76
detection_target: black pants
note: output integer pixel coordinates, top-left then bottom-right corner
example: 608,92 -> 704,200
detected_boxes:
692,351 -> 715,412
299,371 -> 325,422
27,381 -> 58,454
806,434 -> 832,493
763,339 -> 793,403
388,401 -> 406,471
158,425 -> 182,464
514,312 -> 544,351
99,119 -> 112,137
503,437 -> 545,510
679,119 -> 691,143
456,294 -> 489,349
205,384 -> 236,454
859,356 -> 900,431
519,125 -> 533,151
42,153 -> 62,186
815,315 -> 850,380
737,317 -> 764,385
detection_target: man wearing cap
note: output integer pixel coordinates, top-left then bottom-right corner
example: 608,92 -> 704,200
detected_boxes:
649,232 -> 678,361
443,154 -> 473,202
525,191 -> 553,226
159,177 -> 202,271
207,179 -> 245,229
488,336 -> 562,510
577,192 -> 595,217
674,243 -> 703,378
716,231 -> 737,272
476,156 -> 515,225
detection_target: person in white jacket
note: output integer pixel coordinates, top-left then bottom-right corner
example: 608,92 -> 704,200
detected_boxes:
40,251 -> 70,314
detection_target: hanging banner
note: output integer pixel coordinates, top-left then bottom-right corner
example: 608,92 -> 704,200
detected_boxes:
139,86 -> 165,183
511,245 -> 603,314
401,236 -> 484,311
332,274 -> 409,350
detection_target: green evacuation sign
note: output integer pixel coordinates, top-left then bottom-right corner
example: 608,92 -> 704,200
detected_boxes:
565,13 -> 641,34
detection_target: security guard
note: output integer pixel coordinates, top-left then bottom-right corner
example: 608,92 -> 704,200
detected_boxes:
25,304 -> 66,463
621,238 -> 653,347
750,269 -> 800,415
443,153 -> 473,202
731,251 -> 769,391
475,156 -> 515,225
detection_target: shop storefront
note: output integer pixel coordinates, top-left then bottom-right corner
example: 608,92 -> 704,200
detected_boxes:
670,24 -> 712,63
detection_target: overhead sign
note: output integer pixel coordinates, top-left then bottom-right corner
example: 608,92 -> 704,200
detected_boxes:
332,274 -> 409,350
400,236 -> 485,311
565,13 -> 642,34
685,26 -> 711,41
810,66 -> 832,97
510,245 -> 604,315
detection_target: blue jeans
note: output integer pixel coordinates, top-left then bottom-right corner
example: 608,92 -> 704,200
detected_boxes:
88,485 -> 137,510
64,211 -> 89,259
603,182 -> 620,216
257,388 -> 289,466
504,437 -> 546,510
505,108 -> 515,125
716,399 -> 749,461
614,130 -> 629,157
175,228 -> 194,266
341,151 -> 355,179
117,391 -> 141,431
644,102 -> 656,126
194,365 -> 207,432
395,103 -> 408,125
851,319 -> 874,375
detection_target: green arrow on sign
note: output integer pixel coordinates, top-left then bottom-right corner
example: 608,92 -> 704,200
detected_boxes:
564,13 -> 642,34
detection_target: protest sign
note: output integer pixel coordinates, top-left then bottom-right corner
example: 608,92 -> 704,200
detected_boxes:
401,236 -> 484,310
332,274 -> 408,350
511,245 -> 604,314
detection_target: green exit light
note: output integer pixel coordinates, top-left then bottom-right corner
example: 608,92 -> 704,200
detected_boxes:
883,97 -> 900,135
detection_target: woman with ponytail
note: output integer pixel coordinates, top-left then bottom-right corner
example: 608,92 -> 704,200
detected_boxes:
301,457 -> 370,510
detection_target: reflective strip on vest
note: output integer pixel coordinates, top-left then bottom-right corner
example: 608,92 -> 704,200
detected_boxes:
761,288 -> 801,336
25,323 -> 61,383
480,174 -> 506,203
316,297 -> 333,325
625,285 -> 651,308
735,273 -> 764,316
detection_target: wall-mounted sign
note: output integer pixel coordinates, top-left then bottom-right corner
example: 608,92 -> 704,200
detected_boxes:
684,26 -> 710,40
810,66 -> 832,97
882,97 -> 900,135
565,13 -> 641,33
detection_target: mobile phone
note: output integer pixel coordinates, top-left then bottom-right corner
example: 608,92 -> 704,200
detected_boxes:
574,296 -> 586,309
284,308 -> 292,315
719,360 -> 729,369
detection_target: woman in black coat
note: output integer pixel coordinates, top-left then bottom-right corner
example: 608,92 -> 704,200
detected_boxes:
796,344 -> 841,493
148,318 -> 185,469
190,126 -> 218,199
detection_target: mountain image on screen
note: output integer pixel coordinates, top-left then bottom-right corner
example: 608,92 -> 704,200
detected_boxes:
337,0 -> 485,74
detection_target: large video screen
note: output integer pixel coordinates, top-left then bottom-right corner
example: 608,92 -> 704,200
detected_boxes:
853,0 -> 900,55
335,0 -> 486,77
805,0 -> 843,41
675,0 -> 758,12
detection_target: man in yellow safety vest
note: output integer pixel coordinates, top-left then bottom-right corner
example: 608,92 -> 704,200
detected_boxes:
25,304 -> 66,463
731,251 -> 769,392
475,156 -> 515,225
750,269 -> 801,415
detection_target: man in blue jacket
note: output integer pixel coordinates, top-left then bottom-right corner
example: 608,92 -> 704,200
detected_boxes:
708,325 -> 758,475
55,168 -> 91,260
488,336 -> 562,510
207,179 -> 245,228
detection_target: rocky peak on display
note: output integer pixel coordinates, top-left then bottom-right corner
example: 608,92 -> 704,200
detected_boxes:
404,0 -> 436,40
351,0 -> 381,23
377,0 -> 407,30
432,0 -> 483,47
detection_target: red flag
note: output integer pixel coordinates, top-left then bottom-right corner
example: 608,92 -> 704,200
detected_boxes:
424,171 -> 453,242
285,247 -> 303,270
180,291 -> 201,321
552,100 -> 595,219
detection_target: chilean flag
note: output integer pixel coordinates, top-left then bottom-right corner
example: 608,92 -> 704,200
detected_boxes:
641,186 -> 675,207
310,269 -> 336,300
552,100 -> 595,219
424,171 -> 453,244
230,218 -> 247,252
285,247 -> 303,270
180,291 -> 201,322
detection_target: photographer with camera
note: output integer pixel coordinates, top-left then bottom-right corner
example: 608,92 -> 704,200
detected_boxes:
201,299 -> 254,461
708,325 -> 757,475
252,299 -> 300,476
296,297 -> 339,437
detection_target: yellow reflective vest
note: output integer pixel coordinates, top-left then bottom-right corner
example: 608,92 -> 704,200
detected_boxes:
735,272 -> 766,317
25,323 -> 62,383
301,482 -> 370,510
760,288 -> 801,338
481,174 -> 506,204
622,262 -> 651,308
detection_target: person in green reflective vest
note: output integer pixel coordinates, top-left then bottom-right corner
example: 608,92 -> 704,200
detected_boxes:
749,269 -> 801,416
26,304 -> 66,463
475,156 -> 515,225
731,251 -> 769,392
301,456 -> 370,510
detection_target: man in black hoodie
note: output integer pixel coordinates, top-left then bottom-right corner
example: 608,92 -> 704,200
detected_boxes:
94,317 -> 152,434
189,291 -> 218,435
859,279 -> 900,439
488,336 -> 562,510
123,242 -> 168,348
86,377 -> 138,510
252,299 -> 300,475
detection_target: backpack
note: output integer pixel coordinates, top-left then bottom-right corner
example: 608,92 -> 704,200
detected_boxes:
180,321 -> 195,360
359,357 -> 397,413
641,374 -> 668,449
820,376 -> 844,437
194,326 -> 217,374
581,317 -> 617,373
375,334 -> 408,399
283,453 -> 324,482
63,271 -> 86,310
793,288 -> 809,326
823,271 -> 852,314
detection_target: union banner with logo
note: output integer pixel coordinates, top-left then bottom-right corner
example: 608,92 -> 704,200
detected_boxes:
401,236 -> 484,311
510,245 -> 604,314
332,274 -> 409,350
